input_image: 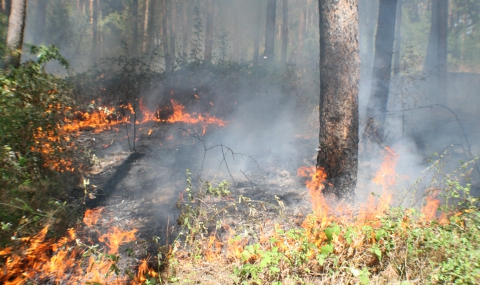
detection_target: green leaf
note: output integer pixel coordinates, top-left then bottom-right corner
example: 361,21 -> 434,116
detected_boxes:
321,243 -> 334,255
324,224 -> 340,241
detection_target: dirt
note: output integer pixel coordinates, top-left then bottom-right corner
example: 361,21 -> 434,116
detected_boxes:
77,121 -> 317,259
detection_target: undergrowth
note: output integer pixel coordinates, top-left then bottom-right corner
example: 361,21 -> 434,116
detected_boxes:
155,157 -> 480,285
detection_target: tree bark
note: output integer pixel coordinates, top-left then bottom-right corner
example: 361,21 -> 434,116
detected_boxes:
393,0 -> 402,74
204,0 -> 213,63
365,0 -> 397,144
281,0 -> 288,63
4,0 -> 27,69
423,0 -> 448,104
253,0 -> 262,66
34,0 -> 47,45
317,0 -> 360,200
264,0 -> 276,65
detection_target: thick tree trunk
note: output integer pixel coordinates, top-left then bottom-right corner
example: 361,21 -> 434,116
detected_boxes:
264,0 -> 276,65
281,0 -> 288,63
393,0 -> 402,74
34,0 -> 47,45
4,0 -> 27,69
423,0 -> 448,104
204,0 -> 213,63
132,0 -> 139,56
365,0 -> 397,144
253,0 -> 262,66
317,0 -> 360,200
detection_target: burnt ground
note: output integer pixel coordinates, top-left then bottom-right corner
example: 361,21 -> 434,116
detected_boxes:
76,121 -> 317,260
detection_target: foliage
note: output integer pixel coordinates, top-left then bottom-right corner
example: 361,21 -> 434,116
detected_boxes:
0,45 -> 80,247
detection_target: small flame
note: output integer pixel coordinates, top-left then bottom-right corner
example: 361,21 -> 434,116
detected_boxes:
83,207 -> 104,227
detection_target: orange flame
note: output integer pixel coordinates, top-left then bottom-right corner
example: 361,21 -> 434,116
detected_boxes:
83,207 -> 104,227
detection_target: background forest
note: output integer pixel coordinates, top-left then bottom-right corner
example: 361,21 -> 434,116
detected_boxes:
1,0 -> 480,284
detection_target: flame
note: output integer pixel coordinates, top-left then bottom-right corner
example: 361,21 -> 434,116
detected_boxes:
421,189 -> 441,221
83,207 -> 104,227
148,129 -> 153,136
297,166 -> 328,219
373,147 -> 398,191
0,209 -> 155,284
98,227 -> 137,254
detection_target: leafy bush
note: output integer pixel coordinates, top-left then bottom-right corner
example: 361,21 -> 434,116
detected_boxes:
0,45 -> 79,246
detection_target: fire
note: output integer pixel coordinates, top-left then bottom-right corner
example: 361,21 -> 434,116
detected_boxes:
83,207 -> 104,227
421,189 -> 441,221
0,208 -> 156,284
297,166 -> 328,218
373,147 -> 398,191
98,227 -> 137,254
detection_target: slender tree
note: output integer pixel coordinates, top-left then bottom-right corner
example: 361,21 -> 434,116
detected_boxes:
132,0 -> 139,56
162,0 -> 171,70
281,0 -> 288,63
365,0 -> 397,144
142,0 -> 151,52
424,0 -> 448,104
4,0 -> 27,69
393,0 -> 403,74
264,0 -> 276,64
253,0 -> 262,65
167,0 -> 176,71
204,0 -> 213,63
297,3 -> 305,62
233,0 -> 239,61
34,0 -> 47,45
181,1 -> 189,56
2,0 -> 11,16
317,0 -> 360,200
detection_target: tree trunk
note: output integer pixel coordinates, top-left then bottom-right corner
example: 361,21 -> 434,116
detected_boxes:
142,0 -> 150,53
34,0 -> 47,45
317,0 -> 360,200
204,0 -> 213,63
281,0 -> 288,63
167,0 -> 176,71
365,0 -> 397,144
393,0 -> 402,75
297,4 -> 305,62
91,0 -> 98,63
358,0 -> 377,82
264,0 -> 276,65
182,1 -> 188,56
2,0 -> 11,16
4,0 -> 27,69
233,0 -> 239,61
253,0 -> 262,66
162,0 -> 171,70
423,0 -> 448,104
132,0 -> 139,56
147,0 -> 156,52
